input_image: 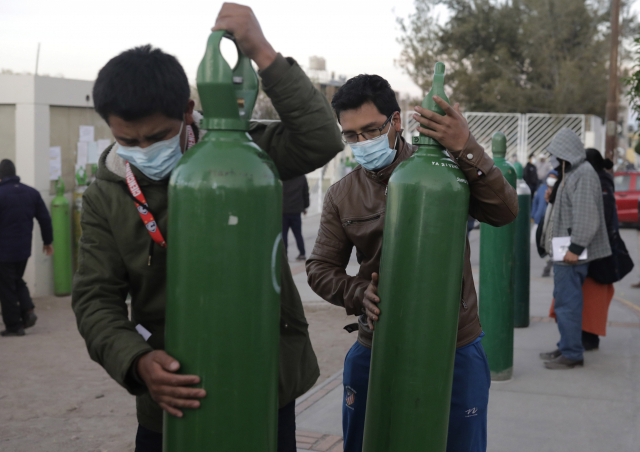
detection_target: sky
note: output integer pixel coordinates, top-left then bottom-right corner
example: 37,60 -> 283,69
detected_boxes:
0,0 -> 434,98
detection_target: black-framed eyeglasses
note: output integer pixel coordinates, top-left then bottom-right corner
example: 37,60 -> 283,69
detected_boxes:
341,113 -> 395,144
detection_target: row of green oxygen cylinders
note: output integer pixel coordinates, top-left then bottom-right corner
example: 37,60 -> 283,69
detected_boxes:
51,165 -> 96,296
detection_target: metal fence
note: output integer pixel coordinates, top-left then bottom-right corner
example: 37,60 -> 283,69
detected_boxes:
404,112 -> 601,162
465,113 -> 521,159
523,114 -> 585,160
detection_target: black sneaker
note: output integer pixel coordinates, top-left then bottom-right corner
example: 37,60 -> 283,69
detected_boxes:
1,328 -> 26,337
296,255 -> 306,261
582,331 -> 599,351
539,349 -> 561,360
544,355 -> 584,369
23,309 -> 37,329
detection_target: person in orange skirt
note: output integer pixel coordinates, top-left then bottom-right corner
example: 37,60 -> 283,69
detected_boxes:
550,278 -> 613,350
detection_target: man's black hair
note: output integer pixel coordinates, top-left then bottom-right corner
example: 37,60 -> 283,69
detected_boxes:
0,159 -> 16,179
93,45 -> 190,123
331,74 -> 400,123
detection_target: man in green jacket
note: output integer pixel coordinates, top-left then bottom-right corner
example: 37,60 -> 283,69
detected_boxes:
71,4 -> 343,451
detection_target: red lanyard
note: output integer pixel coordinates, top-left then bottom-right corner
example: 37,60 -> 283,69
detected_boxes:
125,162 -> 167,248
187,124 -> 196,149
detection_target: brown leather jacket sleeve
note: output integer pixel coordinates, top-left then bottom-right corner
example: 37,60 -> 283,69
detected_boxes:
451,133 -> 519,226
306,191 -> 369,315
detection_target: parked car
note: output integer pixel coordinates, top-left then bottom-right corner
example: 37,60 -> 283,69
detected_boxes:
614,171 -> 640,224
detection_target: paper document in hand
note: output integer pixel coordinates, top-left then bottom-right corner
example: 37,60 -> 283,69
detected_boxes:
552,237 -> 587,261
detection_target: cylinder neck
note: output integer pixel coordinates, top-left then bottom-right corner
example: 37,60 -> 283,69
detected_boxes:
197,31 -> 259,132
416,62 -> 450,148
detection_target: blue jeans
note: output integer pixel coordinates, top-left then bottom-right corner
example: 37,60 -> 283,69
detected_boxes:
342,334 -> 490,452
553,263 -> 588,361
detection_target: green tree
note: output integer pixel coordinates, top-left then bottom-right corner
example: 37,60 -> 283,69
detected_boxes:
398,0 -> 638,115
625,36 -> 640,119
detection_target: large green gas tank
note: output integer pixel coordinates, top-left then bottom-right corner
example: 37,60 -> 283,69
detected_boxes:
362,62 -> 471,452
512,162 -> 531,328
479,133 -> 517,381
165,31 -> 281,451
51,178 -> 72,296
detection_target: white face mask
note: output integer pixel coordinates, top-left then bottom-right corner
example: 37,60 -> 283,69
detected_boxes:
116,122 -> 185,180
546,177 -> 557,188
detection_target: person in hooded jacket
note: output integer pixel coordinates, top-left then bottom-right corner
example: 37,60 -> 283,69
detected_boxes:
539,130 -> 611,369
550,149 -> 620,351
548,149 -> 618,351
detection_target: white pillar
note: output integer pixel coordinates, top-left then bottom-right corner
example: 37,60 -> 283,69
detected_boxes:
517,114 -> 528,164
14,101 -> 54,297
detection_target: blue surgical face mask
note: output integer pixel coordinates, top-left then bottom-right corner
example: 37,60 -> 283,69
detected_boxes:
350,125 -> 398,171
116,122 -> 185,180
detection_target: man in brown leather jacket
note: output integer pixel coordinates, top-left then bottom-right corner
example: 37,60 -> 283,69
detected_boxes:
306,75 -> 518,452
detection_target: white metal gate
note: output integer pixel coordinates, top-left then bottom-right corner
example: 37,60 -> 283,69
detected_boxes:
405,112 -> 599,163
523,114 -> 585,160
465,113 -> 521,159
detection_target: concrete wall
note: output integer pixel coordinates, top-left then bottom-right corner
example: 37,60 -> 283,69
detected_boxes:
0,75 -> 102,297
49,106 -> 112,195
0,104 -> 16,162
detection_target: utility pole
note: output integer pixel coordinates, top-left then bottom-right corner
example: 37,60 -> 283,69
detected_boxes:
605,0 -> 621,161
35,43 -> 41,76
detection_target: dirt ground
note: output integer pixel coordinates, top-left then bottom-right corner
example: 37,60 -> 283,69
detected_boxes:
0,296 -> 354,451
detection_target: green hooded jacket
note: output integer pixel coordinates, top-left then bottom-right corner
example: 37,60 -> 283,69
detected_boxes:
71,54 -> 343,433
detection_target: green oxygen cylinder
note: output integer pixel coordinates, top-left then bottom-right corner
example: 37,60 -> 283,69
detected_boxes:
512,162 -> 531,328
72,166 -> 88,270
362,62 -> 470,452
51,178 -> 72,296
165,31 -> 281,452
479,133 -> 517,380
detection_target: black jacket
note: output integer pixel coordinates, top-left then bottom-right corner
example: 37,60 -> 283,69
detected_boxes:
282,175 -> 309,214
597,170 -> 617,235
0,176 -> 53,263
523,162 -> 539,193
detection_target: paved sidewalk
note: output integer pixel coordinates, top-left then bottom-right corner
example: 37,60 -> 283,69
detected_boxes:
292,225 -> 640,452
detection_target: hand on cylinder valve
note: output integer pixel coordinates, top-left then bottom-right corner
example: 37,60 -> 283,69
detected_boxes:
413,96 -> 470,153
212,2 -> 277,71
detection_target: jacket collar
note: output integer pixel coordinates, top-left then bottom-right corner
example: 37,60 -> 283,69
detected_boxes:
0,175 -> 20,186
360,134 -> 415,184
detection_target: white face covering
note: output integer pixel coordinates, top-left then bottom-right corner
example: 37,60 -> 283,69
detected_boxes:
350,128 -> 398,171
116,122 -> 185,180
546,177 -> 557,188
